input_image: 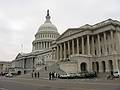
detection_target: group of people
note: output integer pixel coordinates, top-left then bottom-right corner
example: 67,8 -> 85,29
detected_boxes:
49,72 -> 59,80
31,72 -> 40,78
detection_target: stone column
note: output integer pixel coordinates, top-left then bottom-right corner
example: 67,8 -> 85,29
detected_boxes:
92,36 -> 95,55
77,37 -> 79,54
52,48 -> 54,60
110,30 -> 115,53
82,36 -> 85,54
104,32 -> 107,54
72,39 -> 75,55
68,41 -> 70,58
99,61 -> 103,72
36,43 -> 37,50
97,34 -> 101,55
23,59 -> 25,69
42,42 -> 44,48
32,58 -> 35,69
44,42 -> 45,48
106,61 -> 109,72
115,30 -> 119,52
38,42 -> 40,50
57,45 -> 59,60
60,44 -> 63,60
113,59 -> 119,72
48,42 -> 50,48
64,42 -> 66,60
38,42 -> 39,50
46,42 -> 49,48
87,35 -> 90,55
39,42 -> 41,49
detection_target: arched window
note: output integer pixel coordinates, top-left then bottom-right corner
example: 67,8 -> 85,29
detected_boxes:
101,61 -> 106,72
81,62 -> 87,72
108,60 -> 113,72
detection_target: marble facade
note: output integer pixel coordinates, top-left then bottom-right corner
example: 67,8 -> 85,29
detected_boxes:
10,10 -> 120,75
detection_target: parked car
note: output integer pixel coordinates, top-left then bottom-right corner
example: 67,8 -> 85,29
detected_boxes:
5,73 -> 13,77
113,71 -> 120,78
59,73 -> 70,79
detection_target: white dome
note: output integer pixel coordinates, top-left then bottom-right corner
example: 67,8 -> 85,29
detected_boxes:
32,10 -> 60,52
38,22 -> 58,32
37,10 -> 58,33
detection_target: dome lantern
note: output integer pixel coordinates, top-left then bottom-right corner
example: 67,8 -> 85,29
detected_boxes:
45,9 -> 51,23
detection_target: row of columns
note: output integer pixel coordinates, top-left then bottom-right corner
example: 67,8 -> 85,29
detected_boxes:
34,42 -> 51,50
56,35 -> 91,60
92,59 -> 118,73
54,30 -> 116,61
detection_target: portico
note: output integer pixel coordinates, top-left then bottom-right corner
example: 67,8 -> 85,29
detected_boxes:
52,19 -> 120,74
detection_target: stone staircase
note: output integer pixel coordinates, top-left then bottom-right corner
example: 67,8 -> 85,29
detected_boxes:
16,62 -> 66,79
35,63 -> 66,78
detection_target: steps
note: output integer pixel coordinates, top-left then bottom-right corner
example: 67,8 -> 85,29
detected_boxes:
16,62 -> 66,79
35,63 -> 66,78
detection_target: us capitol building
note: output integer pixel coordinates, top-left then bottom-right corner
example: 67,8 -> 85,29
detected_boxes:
10,10 -> 120,75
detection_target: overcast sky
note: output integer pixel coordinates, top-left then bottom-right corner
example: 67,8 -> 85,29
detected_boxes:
0,0 -> 120,61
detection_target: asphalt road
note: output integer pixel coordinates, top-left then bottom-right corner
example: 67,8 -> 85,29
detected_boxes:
0,77 -> 120,90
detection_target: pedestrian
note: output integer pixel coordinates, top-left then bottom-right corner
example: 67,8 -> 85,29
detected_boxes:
45,66 -> 47,71
54,72 -> 57,78
38,72 -> 39,78
34,72 -> 37,78
52,72 -> 55,80
49,72 -> 51,80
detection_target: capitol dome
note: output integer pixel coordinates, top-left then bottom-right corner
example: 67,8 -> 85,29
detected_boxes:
37,10 -> 58,33
32,10 -> 60,52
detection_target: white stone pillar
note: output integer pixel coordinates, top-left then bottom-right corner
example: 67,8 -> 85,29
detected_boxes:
99,61 -> 103,72
110,30 -> 115,53
97,34 -> 101,55
68,41 -> 70,57
72,39 -> 75,55
55,47 -> 57,60
44,42 -> 45,48
82,36 -> 85,54
38,42 -> 39,50
77,38 -> 79,54
92,36 -> 95,55
49,42 -> 50,48
36,42 -> 38,50
113,59 -> 119,72
60,44 -> 63,60
23,59 -> 25,69
87,35 -> 90,55
57,45 -> 59,60
52,48 -> 54,60
106,61 -> 109,72
38,42 -> 40,50
64,42 -> 66,60
104,32 -> 107,55
115,30 -> 119,52
42,42 -> 43,48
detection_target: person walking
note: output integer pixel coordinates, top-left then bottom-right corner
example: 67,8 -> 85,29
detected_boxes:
49,72 -> 51,80
45,66 -> 47,71
38,72 -> 40,78
34,72 -> 37,78
52,72 -> 55,80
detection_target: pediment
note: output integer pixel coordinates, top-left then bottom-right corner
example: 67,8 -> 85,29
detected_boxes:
15,53 -> 23,59
57,28 -> 80,40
